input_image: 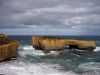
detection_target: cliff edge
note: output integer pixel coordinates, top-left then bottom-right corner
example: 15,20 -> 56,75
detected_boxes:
0,34 -> 19,61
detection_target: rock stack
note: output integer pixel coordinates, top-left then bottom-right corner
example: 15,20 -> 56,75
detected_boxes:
0,34 -> 19,61
32,36 -> 96,53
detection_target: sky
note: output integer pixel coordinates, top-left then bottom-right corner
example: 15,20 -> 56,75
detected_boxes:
0,0 -> 100,35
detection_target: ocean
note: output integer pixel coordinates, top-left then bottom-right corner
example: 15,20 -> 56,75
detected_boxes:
0,35 -> 100,75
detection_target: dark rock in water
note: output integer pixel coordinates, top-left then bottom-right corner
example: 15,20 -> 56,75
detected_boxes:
32,36 -> 96,53
69,45 -> 79,49
0,34 -> 19,61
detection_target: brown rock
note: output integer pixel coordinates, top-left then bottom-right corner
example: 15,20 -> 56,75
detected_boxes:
8,40 -> 19,58
0,44 -> 9,61
32,36 -> 96,53
0,34 -> 19,61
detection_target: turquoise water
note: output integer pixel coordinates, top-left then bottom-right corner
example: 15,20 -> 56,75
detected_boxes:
0,35 -> 100,75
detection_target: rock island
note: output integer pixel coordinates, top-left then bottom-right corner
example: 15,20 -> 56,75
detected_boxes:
32,36 -> 96,53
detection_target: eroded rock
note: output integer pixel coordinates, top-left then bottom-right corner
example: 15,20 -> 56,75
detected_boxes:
0,34 -> 19,61
32,36 -> 96,53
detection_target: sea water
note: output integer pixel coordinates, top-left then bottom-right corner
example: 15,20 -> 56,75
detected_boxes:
0,35 -> 100,75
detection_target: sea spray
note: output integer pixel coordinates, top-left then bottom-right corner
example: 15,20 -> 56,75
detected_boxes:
93,47 -> 100,52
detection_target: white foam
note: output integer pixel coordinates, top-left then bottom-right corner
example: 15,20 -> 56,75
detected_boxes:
19,45 -> 45,56
2,45 -> 100,75
0,45 -> 78,75
78,62 -> 100,75
50,51 -> 60,54
23,46 -> 35,50
19,45 -> 62,56
0,61 -> 77,75
93,47 -> 100,52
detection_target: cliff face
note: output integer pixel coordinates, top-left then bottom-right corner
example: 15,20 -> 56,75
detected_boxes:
0,34 -> 19,61
32,36 -> 96,53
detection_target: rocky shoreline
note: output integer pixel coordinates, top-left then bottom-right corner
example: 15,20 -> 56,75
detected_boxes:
0,34 -> 97,61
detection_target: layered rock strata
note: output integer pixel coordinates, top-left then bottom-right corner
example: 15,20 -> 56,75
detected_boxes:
32,36 -> 96,53
0,34 -> 19,61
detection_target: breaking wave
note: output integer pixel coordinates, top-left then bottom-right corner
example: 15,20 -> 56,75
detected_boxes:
78,62 -> 100,75
0,45 -> 78,75
0,61 -> 77,75
19,45 -> 45,56
0,45 -> 100,75
93,47 -> 100,52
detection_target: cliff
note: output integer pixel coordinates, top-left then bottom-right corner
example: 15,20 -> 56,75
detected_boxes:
0,34 -> 19,61
32,36 -> 96,53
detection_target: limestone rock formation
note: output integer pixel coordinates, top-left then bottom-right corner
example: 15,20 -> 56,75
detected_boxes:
32,36 -> 96,53
0,34 -> 19,61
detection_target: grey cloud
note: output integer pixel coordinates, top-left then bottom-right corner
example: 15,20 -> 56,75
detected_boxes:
0,0 -> 100,35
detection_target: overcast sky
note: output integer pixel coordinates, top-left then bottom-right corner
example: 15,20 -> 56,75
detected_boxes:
0,0 -> 100,35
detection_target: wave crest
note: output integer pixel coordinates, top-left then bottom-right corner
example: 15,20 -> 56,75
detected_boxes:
93,47 -> 100,52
